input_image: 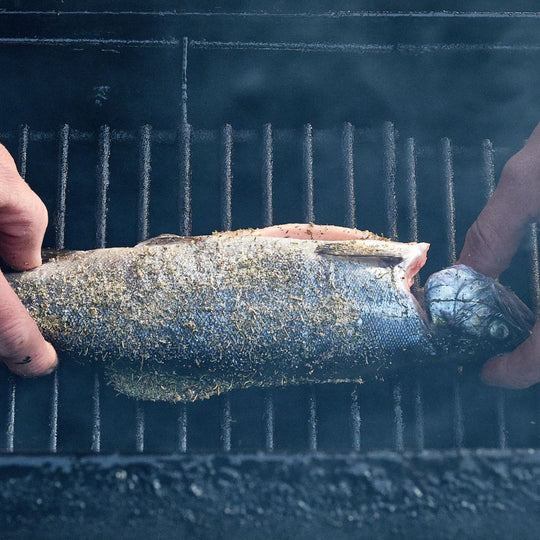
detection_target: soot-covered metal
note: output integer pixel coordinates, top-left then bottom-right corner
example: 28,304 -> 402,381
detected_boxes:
0,3 -> 540,538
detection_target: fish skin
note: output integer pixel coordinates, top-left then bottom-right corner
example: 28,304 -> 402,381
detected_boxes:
6,233 -> 437,402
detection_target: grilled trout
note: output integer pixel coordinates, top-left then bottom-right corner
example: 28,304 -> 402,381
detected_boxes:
6,230 -> 535,402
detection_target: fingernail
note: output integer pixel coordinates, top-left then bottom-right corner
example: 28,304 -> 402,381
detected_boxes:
43,342 -> 58,375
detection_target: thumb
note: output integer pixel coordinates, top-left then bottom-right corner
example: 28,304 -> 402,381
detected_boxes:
458,126 -> 540,278
0,271 -> 57,377
481,318 -> 540,389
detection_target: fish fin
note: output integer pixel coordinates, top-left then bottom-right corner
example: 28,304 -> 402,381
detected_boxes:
316,242 -> 403,266
105,367 -> 369,404
105,368 -> 236,403
135,234 -> 202,247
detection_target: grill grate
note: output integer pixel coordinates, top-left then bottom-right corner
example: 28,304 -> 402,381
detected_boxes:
1,122 -> 538,454
0,20 -> 539,454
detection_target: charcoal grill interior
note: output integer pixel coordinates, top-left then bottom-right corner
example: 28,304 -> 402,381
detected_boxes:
0,3 -> 540,538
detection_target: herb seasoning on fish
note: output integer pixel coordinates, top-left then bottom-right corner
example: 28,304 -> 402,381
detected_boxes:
6,229 -> 535,402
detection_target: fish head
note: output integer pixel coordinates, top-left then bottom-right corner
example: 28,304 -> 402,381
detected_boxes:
424,264 -> 535,358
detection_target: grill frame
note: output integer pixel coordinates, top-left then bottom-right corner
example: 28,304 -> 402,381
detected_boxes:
1,7 -> 540,538
0,10 -> 538,456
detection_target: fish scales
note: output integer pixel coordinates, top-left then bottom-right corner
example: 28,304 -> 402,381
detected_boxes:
6,233 -> 435,402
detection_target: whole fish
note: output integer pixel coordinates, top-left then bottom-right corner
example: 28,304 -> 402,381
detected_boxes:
5,230 -> 535,402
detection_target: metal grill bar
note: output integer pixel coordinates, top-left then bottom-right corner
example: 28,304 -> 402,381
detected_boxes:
482,139 -> 496,195
177,41 -> 191,449
453,381 -> 464,449
91,125 -> 110,452
261,123 -> 273,227
135,403 -> 145,453
192,41 -> 394,53
442,138 -> 465,449
528,224 -> 539,439
404,137 -> 425,451
342,122 -> 355,228
91,373 -> 101,452
350,386 -> 361,451
405,138 -> 419,244
497,392 -> 507,449
56,124 -> 69,249
261,125 -> 275,451
221,124 -> 233,231
308,387 -> 318,451
177,404 -> 187,453
343,122 -> 359,450
137,124 -> 152,242
414,379 -> 425,451
382,122 -> 405,450
177,123 -> 193,240
393,384 -> 404,452
8,38 -> 540,54
178,38 -> 191,236
529,223 -> 540,313
219,125 -> 234,451
189,41 -> 540,54
4,10 -> 540,19
302,124 -> 314,223
302,126 -> 318,450
18,124 -> 29,180
264,390 -> 274,452
383,122 -> 397,240
5,377 -> 15,453
181,37 -> 189,125
442,138 -> 457,265
221,395 -> 232,452
134,125 -> 152,451
0,37 -> 179,47
4,126 -> 31,453
96,125 -> 111,249
49,371 -> 58,453
50,125 -> 65,451
482,139 -> 508,449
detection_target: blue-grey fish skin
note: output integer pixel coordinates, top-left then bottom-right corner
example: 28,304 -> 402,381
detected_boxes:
6,233 -> 435,402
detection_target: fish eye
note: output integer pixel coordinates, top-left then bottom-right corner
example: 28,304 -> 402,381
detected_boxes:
489,320 -> 510,340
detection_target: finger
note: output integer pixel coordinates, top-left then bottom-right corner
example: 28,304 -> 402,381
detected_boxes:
0,271 -> 57,376
458,125 -> 540,278
0,144 -> 48,270
457,204 -> 526,279
481,318 -> 540,389
252,223 -> 384,241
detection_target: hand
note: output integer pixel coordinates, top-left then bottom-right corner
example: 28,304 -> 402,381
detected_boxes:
0,144 -> 57,376
458,122 -> 540,389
